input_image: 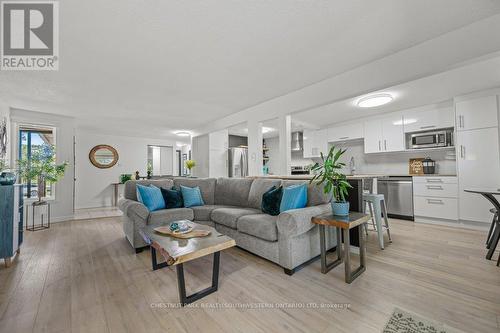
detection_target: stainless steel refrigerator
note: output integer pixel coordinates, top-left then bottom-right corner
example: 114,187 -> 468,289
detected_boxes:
228,147 -> 248,178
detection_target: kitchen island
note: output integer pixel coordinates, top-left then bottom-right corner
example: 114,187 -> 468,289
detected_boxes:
250,175 -> 378,247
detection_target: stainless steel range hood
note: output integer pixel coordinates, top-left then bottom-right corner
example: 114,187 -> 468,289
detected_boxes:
291,131 -> 303,151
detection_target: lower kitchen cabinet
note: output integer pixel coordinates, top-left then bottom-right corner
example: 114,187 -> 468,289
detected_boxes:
414,196 -> 458,220
413,176 -> 458,221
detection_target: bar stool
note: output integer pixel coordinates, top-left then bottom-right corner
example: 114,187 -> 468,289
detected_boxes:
363,193 -> 392,249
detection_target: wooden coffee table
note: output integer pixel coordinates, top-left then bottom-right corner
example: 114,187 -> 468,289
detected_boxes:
139,222 -> 235,306
312,212 -> 370,284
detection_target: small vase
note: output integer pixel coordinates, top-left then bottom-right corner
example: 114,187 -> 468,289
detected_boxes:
331,201 -> 350,216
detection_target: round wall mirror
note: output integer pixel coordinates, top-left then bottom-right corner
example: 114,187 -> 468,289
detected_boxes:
89,145 -> 119,169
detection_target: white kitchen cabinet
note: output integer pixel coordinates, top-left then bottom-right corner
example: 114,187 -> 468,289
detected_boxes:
363,119 -> 383,153
381,114 -> 405,152
414,196 -> 458,220
403,106 -> 454,133
457,127 -> 500,223
303,129 -> 328,158
413,176 -> 459,221
327,123 -> 363,143
364,114 -> 404,153
456,95 -> 498,131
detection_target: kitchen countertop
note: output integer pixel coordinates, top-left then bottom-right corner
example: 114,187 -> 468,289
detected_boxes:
251,174 -> 457,180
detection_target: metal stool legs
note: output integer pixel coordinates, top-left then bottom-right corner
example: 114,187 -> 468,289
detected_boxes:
363,194 -> 392,250
382,198 -> 392,243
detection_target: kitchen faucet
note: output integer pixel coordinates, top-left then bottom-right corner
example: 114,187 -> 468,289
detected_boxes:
349,156 -> 356,175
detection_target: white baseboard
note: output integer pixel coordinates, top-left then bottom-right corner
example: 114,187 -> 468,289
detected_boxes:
414,216 -> 489,231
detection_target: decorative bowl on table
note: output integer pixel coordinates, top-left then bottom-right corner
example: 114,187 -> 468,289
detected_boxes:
169,220 -> 193,234
0,172 -> 16,185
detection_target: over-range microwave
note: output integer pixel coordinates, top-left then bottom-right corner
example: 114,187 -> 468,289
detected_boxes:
408,129 -> 453,149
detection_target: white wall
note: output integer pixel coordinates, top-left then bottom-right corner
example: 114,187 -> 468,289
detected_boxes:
75,130 -> 178,209
10,109 -> 75,222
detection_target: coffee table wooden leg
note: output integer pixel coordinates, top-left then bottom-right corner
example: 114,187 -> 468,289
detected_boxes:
176,251 -> 220,306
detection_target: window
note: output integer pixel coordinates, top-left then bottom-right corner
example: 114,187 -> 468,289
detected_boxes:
18,126 -> 55,199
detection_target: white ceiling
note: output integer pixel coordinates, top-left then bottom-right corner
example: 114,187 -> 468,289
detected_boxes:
292,54 -> 500,128
2,1 -> 500,139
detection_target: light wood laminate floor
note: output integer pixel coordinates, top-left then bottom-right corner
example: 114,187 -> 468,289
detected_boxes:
0,217 -> 499,333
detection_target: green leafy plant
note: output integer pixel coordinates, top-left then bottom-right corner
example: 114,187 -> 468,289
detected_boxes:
185,160 -> 196,172
309,146 -> 352,202
17,144 -> 68,201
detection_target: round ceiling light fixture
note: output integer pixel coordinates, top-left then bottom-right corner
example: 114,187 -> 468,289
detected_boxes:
175,131 -> 191,137
357,93 -> 394,108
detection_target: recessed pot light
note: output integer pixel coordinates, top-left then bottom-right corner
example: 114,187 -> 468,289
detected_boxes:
175,131 -> 190,137
357,93 -> 393,108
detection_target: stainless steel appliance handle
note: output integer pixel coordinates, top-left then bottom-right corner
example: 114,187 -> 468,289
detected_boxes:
420,125 -> 436,129
378,140 -> 381,151
384,140 -> 387,150
339,136 -> 349,140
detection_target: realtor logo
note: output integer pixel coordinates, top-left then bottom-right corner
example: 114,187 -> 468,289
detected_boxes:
1,1 -> 59,70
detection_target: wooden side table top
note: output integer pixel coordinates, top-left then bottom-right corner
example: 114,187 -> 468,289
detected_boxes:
312,212 -> 370,230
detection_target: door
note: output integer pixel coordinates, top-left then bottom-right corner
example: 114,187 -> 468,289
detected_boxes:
363,119 -> 382,153
456,95 -> 498,132
381,114 -> 405,152
457,127 -> 500,223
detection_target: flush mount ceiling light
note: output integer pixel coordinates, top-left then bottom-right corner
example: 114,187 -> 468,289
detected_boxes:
357,93 -> 393,108
175,131 -> 190,137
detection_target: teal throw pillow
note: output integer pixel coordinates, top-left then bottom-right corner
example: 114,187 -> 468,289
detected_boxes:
136,184 -> 166,211
261,186 -> 283,216
180,185 -> 204,208
280,183 -> 308,213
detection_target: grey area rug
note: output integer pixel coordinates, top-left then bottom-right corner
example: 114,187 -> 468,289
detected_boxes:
383,308 -> 462,333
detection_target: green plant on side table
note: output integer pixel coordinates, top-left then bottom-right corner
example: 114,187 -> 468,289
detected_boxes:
310,146 -> 352,216
185,159 -> 196,176
17,144 -> 68,202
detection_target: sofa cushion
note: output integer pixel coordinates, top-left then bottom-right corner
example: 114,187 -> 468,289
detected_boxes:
147,208 -> 194,225
237,214 -> 278,242
247,178 -> 282,209
280,183 -> 307,212
215,178 -> 254,207
174,178 -> 216,205
191,205 -> 232,221
124,179 -> 174,201
211,207 -> 261,229
282,180 -> 332,206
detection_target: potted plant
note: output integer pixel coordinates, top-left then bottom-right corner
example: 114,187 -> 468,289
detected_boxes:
146,161 -> 153,179
185,159 -> 196,176
310,146 -> 352,216
17,144 -> 68,202
0,158 -> 16,185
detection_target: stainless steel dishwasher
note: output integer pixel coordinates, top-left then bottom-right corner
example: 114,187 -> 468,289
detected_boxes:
377,176 -> 414,221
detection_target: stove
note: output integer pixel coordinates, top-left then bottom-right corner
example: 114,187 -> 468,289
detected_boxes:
291,166 -> 310,175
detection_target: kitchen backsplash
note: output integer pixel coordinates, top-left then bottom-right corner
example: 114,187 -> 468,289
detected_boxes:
328,140 -> 457,175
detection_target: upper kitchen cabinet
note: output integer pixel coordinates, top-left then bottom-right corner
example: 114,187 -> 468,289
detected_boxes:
327,123 -> 363,143
403,106 -> 454,133
364,114 -> 405,153
303,129 -> 328,158
456,95 -> 498,131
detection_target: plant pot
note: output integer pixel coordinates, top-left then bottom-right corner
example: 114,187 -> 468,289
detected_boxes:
0,172 -> 16,185
331,201 -> 350,216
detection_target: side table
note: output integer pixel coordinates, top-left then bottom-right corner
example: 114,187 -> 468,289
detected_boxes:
26,201 -> 51,231
312,212 -> 370,283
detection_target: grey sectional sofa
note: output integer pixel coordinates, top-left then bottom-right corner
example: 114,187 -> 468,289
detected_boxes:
118,177 -> 336,275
